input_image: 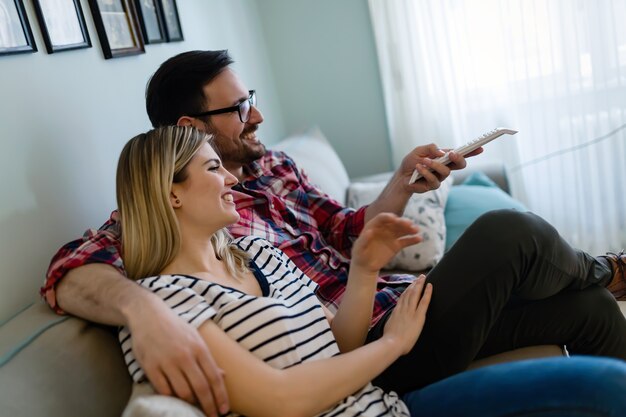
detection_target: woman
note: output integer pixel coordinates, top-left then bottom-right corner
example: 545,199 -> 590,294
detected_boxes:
117,126 -> 626,417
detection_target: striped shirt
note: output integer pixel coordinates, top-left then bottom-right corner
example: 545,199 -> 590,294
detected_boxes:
43,151 -> 415,324
118,236 -> 409,417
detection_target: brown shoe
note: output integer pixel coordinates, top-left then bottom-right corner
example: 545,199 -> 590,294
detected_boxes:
603,250 -> 626,301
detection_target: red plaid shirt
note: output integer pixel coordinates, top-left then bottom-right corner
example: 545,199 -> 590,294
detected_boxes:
42,151 -> 414,325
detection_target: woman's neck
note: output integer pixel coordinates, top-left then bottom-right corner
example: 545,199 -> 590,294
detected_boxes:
161,229 -> 221,276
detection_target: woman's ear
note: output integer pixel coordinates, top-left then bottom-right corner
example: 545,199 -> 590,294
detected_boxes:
170,191 -> 182,208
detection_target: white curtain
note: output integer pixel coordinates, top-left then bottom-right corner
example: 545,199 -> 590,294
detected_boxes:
369,0 -> 626,254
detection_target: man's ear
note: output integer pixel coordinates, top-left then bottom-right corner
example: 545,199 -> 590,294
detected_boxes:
177,116 -> 195,127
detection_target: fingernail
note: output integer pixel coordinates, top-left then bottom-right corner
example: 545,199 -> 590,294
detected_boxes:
220,405 -> 229,415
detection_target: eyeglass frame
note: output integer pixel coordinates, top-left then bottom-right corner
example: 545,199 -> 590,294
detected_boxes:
188,90 -> 256,123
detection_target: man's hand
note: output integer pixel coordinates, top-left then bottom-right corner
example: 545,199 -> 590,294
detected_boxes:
399,143 -> 483,193
128,300 -> 229,417
351,213 -> 422,274
55,264 -> 229,416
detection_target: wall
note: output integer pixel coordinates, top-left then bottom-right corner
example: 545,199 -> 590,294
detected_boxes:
0,0 -> 285,322
256,0 -> 392,178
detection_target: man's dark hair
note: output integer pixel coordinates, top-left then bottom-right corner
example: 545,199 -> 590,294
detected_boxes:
146,50 -> 234,127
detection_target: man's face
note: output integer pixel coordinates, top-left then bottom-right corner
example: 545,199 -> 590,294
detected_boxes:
200,69 -> 266,169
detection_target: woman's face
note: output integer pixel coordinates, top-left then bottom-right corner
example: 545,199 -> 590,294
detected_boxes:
171,142 -> 240,232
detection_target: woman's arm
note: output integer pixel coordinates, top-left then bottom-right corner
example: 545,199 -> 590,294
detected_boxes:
330,213 -> 422,352
199,277 -> 432,417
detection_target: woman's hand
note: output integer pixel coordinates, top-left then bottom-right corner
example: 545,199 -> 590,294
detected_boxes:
351,213 -> 422,274
382,275 -> 432,355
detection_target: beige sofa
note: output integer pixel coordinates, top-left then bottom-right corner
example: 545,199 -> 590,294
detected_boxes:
1,129 -> 623,417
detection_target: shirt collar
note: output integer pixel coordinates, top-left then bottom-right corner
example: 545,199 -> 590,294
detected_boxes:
241,154 -> 267,182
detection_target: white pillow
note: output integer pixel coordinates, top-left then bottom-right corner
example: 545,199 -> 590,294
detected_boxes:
347,178 -> 453,271
123,383 -> 204,417
271,126 -> 350,204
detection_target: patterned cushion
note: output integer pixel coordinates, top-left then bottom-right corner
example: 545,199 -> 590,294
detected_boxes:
347,178 -> 453,271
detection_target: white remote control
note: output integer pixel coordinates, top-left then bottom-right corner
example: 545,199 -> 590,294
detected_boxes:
409,127 -> 518,184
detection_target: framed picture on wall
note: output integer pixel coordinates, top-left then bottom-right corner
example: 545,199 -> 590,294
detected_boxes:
159,0 -> 182,42
0,0 -> 37,56
32,0 -> 91,54
88,0 -> 144,59
134,0 -> 166,44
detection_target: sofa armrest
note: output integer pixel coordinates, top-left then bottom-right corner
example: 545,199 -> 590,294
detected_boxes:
0,303 -> 131,417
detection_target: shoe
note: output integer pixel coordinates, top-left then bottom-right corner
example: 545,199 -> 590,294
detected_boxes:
602,250 -> 626,301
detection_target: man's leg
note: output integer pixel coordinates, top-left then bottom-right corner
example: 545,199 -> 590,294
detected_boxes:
369,209 -> 626,394
476,285 -> 626,359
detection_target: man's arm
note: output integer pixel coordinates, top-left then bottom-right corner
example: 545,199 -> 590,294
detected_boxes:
365,145 -> 480,223
56,263 -> 145,325
56,264 -> 229,417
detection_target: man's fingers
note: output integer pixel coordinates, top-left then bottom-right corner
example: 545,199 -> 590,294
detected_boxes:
146,367 -> 173,397
185,359 -> 221,417
447,151 -> 467,170
198,351 -> 230,415
162,366 -> 196,404
414,162 -> 443,188
418,143 -> 445,158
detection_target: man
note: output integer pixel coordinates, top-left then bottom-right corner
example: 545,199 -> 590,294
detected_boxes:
43,50 -> 626,417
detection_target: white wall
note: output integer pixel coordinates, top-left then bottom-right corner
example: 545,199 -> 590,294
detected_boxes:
0,0 -> 285,322
256,0 -> 392,177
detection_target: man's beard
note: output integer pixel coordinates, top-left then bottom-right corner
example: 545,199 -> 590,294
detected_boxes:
211,126 -> 266,165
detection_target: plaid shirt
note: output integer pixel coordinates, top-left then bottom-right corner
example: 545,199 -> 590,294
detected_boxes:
42,151 -> 414,325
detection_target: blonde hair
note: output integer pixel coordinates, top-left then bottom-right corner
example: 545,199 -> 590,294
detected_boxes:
116,126 -> 249,280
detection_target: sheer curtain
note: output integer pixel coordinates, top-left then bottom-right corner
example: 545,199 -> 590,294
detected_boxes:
369,0 -> 626,254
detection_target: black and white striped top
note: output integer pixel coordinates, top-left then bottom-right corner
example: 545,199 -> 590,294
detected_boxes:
119,236 -> 409,417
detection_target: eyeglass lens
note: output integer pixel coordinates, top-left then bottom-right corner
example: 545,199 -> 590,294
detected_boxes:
240,91 -> 256,123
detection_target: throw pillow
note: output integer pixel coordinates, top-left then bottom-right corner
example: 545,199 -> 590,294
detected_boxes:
445,171 -> 527,250
123,383 -> 204,417
347,178 -> 453,271
271,126 -> 350,204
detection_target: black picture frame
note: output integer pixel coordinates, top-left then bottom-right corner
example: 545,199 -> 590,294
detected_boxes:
88,0 -> 145,59
32,0 -> 91,54
159,0 -> 182,42
0,0 -> 37,56
134,0 -> 166,44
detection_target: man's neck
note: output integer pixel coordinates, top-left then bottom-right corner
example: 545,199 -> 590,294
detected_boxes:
224,161 -> 245,181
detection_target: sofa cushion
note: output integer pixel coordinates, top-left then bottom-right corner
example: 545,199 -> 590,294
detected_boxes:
0,303 -> 131,417
271,126 -> 351,204
347,178 -> 453,271
445,172 -> 527,250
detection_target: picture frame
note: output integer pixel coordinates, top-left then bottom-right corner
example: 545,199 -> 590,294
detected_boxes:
88,0 -> 144,59
134,0 -> 166,44
32,0 -> 91,54
0,0 -> 37,56
159,0 -> 182,42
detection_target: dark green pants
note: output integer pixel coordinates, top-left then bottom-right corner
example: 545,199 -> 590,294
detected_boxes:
368,209 -> 626,395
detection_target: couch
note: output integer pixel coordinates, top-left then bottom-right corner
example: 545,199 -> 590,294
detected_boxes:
1,128 -> 624,417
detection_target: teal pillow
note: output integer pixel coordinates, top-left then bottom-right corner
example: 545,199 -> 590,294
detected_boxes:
445,172 -> 527,250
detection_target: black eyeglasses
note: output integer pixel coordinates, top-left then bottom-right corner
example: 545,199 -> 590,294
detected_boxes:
189,90 -> 257,123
